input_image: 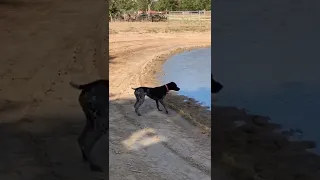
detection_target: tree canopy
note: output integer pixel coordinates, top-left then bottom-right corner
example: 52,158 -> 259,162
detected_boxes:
109,0 -> 211,17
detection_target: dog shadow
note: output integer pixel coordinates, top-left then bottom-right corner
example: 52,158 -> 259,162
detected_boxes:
0,110 -> 108,179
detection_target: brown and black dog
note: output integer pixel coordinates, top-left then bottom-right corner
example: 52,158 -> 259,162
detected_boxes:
132,82 -> 180,116
70,79 -> 108,172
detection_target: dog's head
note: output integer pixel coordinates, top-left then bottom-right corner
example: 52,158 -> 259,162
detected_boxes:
167,82 -> 180,91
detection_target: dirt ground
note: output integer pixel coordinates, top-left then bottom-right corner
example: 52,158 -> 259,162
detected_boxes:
0,0 -> 108,179
109,21 -> 222,180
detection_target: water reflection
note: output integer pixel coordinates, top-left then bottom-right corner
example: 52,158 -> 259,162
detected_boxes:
159,48 -> 211,109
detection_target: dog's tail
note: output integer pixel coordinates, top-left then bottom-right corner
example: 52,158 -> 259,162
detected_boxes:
69,81 -> 84,90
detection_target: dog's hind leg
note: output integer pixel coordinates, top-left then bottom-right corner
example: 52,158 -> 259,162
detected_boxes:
83,129 -> 105,172
134,89 -> 145,116
78,121 -> 91,161
156,100 -> 162,111
133,94 -> 139,108
159,99 -> 168,114
135,97 -> 145,116
83,115 -> 108,172
78,105 -> 93,161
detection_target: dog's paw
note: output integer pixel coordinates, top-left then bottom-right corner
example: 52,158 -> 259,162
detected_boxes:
138,113 -> 142,116
158,109 -> 162,111
166,111 -> 169,114
90,164 -> 103,172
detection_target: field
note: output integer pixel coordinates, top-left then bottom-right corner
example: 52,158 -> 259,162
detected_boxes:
109,21 -> 211,34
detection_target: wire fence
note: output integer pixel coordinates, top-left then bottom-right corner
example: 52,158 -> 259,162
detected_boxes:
167,11 -> 211,21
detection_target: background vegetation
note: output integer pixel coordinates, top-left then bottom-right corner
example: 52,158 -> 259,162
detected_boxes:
109,0 -> 211,17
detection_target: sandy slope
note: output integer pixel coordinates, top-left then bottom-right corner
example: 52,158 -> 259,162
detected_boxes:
108,22 -> 226,180
0,0 -> 108,179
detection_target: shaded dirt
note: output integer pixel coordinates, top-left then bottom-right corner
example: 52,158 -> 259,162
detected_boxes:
0,0 -> 108,179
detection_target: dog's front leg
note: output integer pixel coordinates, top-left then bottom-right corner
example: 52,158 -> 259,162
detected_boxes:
159,99 -> 168,114
156,100 -> 162,111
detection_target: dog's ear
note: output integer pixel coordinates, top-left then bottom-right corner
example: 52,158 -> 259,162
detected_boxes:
169,82 -> 177,87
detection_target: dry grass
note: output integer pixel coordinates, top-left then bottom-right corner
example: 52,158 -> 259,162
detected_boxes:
109,21 -> 211,34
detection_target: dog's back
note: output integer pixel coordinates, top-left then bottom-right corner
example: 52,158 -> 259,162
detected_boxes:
70,79 -> 108,90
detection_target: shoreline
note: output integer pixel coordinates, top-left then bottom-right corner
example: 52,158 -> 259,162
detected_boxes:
139,46 -> 212,134
137,45 -> 320,179
212,104 -> 320,179
133,39 -> 320,179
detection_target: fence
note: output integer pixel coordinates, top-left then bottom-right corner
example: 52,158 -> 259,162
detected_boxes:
167,11 -> 211,21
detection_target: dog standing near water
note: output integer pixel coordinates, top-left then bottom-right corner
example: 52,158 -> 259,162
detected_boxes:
132,82 -> 180,116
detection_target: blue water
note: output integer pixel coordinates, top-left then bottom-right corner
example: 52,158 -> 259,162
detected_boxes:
159,48 -> 211,109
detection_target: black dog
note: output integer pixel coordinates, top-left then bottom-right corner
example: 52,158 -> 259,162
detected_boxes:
70,79 -> 109,172
132,82 -> 180,116
212,75 -> 223,93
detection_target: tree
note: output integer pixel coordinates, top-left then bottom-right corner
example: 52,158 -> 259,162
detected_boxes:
177,0 -> 211,11
136,0 -> 151,11
109,0 -> 137,19
154,0 -> 179,11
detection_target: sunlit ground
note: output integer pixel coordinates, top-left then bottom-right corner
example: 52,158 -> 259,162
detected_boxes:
122,128 -> 167,151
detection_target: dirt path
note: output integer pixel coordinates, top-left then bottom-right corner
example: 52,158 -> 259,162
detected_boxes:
109,22 -> 227,180
0,0 -> 107,179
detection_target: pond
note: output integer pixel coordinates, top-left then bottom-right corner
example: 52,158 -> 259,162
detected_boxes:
213,48 -> 320,153
159,47 -> 211,110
